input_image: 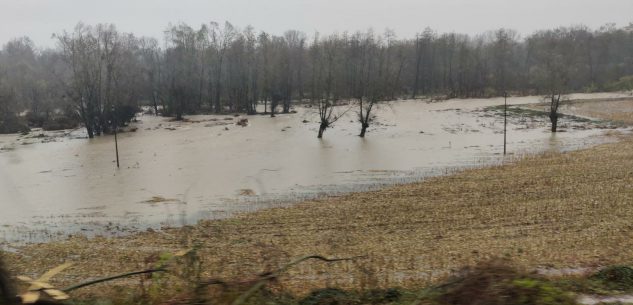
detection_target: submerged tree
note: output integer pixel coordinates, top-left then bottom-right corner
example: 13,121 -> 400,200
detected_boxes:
528,28 -> 573,132
163,23 -> 203,120
311,34 -> 349,138
349,31 -> 379,137
0,68 -> 22,133
549,94 -> 563,132
138,37 -> 163,115
347,31 -> 398,137
207,22 -> 237,113
55,23 -> 141,137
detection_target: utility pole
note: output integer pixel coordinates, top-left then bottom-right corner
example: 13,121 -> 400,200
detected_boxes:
503,91 -> 507,155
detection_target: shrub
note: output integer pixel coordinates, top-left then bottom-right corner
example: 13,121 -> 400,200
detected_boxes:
438,260 -> 576,305
299,288 -> 359,305
42,117 -> 79,131
0,114 -> 30,134
107,105 -> 139,127
360,288 -> 403,304
590,265 -> 633,291
604,76 -> 633,92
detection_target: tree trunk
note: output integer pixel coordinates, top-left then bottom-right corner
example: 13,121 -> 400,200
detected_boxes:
359,123 -> 369,137
317,123 -> 326,138
550,113 -> 558,132
283,100 -> 290,113
270,99 -> 277,117
86,125 -> 94,139
412,37 -> 422,99
550,94 -> 560,133
152,92 -> 159,116
214,82 -> 221,114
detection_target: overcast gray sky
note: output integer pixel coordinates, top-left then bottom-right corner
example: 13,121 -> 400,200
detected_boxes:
2,0 -> 632,47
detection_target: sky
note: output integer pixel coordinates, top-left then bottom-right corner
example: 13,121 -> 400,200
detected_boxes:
1,0 -> 632,47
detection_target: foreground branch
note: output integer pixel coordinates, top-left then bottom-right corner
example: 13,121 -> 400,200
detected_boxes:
62,268 -> 167,292
232,255 -> 365,305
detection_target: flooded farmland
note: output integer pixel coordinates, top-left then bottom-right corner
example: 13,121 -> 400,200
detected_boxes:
0,93 -> 629,245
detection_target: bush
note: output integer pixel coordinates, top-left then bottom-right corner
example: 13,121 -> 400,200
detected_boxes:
360,288 -> 403,304
25,111 -> 47,128
42,116 -> 79,131
299,288 -> 359,305
604,76 -> 633,92
0,114 -> 30,134
584,83 -> 601,93
509,278 -> 576,305
590,265 -> 633,291
107,105 -> 139,126
438,260 -> 576,305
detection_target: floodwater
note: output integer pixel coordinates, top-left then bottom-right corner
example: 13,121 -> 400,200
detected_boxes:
0,93 -> 629,245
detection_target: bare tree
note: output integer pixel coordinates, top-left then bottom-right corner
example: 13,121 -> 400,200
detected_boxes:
0,66 -> 20,133
411,33 -> 423,99
138,37 -> 162,115
350,31 -> 397,137
311,34 -> 349,138
2,21 -> 633,136
56,23 -> 102,138
282,30 -> 307,113
528,28 -> 573,132
207,22 -> 237,113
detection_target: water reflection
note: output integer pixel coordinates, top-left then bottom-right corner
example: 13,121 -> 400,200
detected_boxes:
547,133 -> 562,152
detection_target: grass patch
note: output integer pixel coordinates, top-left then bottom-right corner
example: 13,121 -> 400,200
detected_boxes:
483,105 -> 597,124
484,104 -> 548,117
520,98 -> 633,126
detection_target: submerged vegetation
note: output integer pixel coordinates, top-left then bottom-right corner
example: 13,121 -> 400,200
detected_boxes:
482,104 -> 611,130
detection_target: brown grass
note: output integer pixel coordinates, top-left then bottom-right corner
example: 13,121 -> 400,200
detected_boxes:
5,135 -> 633,299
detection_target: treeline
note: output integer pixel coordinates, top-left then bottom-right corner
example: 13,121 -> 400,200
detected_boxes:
1,22 -> 633,137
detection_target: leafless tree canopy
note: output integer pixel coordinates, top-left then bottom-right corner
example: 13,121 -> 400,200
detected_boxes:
1,22 -> 633,136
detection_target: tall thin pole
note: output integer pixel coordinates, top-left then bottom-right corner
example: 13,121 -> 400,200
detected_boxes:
503,92 -> 507,155
112,106 -> 120,169
114,126 -> 120,168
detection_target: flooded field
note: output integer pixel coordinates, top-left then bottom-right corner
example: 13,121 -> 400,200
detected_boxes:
0,93 -> 629,245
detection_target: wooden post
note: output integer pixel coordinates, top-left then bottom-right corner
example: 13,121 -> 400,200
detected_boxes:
111,106 -> 120,168
114,125 -> 119,168
503,92 -> 507,155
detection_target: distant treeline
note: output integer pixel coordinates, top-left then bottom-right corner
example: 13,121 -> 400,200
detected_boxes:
1,22 -> 632,136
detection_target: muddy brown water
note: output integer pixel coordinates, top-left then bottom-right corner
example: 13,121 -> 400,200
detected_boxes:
0,93 -> 630,245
